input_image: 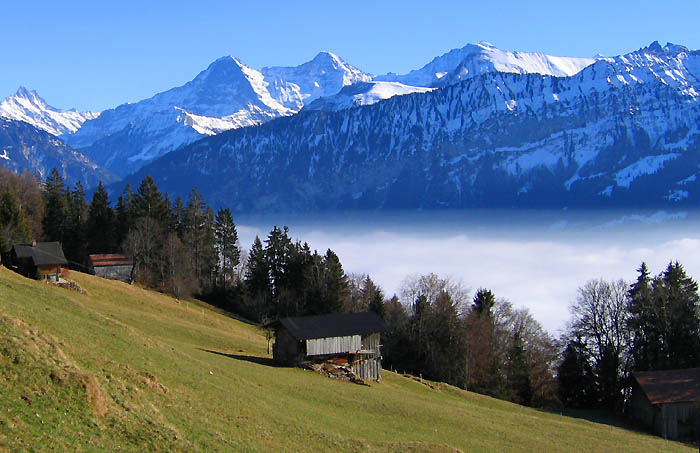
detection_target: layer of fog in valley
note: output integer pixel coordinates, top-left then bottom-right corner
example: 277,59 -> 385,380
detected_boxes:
236,209 -> 700,335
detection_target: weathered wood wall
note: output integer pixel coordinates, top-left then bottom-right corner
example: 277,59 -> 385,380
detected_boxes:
306,335 -> 361,356
94,265 -> 133,282
352,333 -> 382,381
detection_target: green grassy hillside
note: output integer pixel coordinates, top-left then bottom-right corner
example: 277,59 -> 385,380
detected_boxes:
0,268 -> 693,452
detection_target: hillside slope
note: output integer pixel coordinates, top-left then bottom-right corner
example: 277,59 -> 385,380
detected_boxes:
0,268 -> 692,452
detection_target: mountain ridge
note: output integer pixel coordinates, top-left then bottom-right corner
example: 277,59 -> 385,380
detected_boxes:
123,41 -> 700,212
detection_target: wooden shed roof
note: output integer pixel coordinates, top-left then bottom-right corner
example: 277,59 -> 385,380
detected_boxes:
275,312 -> 389,341
88,254 -> 133,267
12,242 -> 67,266
634,368 -> 700,405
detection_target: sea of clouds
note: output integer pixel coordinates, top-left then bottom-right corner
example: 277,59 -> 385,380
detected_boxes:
237,209 -> 700,335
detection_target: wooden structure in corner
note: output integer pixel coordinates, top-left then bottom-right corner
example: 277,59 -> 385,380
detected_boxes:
88,254 -> 134,282
11,242 -> 68,281
270,312 -> 389,381
631,368 -> 700,440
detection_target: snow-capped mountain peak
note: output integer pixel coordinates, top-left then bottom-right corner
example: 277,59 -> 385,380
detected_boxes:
376,42 -> 596,87
0,87 -> 99,136
261,52 -> 373,109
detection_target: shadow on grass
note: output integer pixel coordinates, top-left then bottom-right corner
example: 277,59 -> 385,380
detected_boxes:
546,408 -> 664,438
199,348 -> 275,367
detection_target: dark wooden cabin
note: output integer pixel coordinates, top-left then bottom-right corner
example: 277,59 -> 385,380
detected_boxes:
631,368 -> 700,440
88,254 -> 134,282
270,312 -> 389,381
11,242 -> 68,281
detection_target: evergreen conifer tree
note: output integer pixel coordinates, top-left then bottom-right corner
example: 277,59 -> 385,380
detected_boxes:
131,175 -> 168,221
64,181 -> 89,265
246,236 -> 271,320
115,184 -> 133,248
320,249 -> 348,314
214,207 -> 240,285
0,189 -> 30,251
557,337 -> 597,408
41,168 -> 70,243
86,182 -> 116,254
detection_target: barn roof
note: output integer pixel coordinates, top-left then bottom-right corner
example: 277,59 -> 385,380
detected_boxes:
89,254 -> 133,267
12,242 -> 67,266
275,312 -> 389,341
634,368 -> 700,405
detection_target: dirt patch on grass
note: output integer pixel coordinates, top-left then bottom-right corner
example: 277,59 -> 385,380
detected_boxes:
0,314 -> 110,417
81,374 -> 107,417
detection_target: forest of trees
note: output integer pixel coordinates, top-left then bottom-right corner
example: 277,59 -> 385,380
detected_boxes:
2,167 -> 700,414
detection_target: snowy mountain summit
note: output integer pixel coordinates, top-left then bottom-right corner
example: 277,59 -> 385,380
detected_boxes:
376,41 -> 596,87
66,52 -> 372,176
0,87 -> 99,136
309,42 -> 597,111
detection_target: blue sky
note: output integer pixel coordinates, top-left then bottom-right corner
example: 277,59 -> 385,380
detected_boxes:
3,0 -> 699,111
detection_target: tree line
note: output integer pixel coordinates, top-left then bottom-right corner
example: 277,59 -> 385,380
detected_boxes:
5,168 -> 697,414
381,274 -> 559,407
557,262 -> 700,413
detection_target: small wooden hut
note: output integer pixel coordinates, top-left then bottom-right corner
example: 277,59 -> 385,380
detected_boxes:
270,311 -> 389,381
11,242 -> 68,281
88,254 -> 134,282
631,368 -> 700,440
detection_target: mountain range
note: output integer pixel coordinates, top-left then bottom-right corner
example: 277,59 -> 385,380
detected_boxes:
1,41 -> 699,210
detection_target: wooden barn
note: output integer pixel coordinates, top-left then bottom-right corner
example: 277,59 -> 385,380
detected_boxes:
11,242 -> 67,281
631,368 -> 700,440
88,254 -> 134,282
270,312 -> 389,381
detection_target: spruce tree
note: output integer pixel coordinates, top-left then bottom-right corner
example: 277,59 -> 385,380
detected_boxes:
246,236 -> 271,319
472,288 -> 496,316
86,182 -> 116,254
264,226 -> 293,301
41,168 -> 70,243
557,337 -> 596,408
0,189 -> 30,251
628,262 -> 700,371
214,207 -> 240,285
182,189 -> 217,290
320,248 -> 348,314
505,332 -> 533,406
115,184 -> 133,248
131,175 -> 168,221
362,276 -> 386,318
64,181 -> 89,265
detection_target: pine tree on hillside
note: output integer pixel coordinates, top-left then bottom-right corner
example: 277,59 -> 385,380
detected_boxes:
264,226 -> 293,302
182,189 -> 217,289
505,332 -> 533,406
472,288 -> 496,316
131,175 -> 169,221
246,236 -> 271,320
64,181 -> 88,266
557,337 -> 596,408
214,207 -> 240,285
628,262 -> 700,371
627,262 -> 656,371
362,276 -> 386,318
0,189 -> 30,251
320,248 -> 348,314
41,168 -> 70,244
86,182 -> 116,255
115,184 -> 133,248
